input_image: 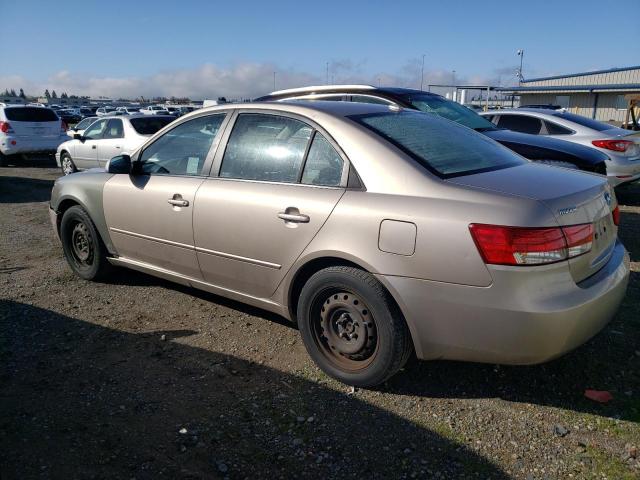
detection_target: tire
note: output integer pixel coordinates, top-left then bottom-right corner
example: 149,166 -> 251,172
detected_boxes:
0,152 -> 9,167
60,152 -> 77,175
534,160 -> 579,169
297,266 -> 413,387
60,205 -> 112,281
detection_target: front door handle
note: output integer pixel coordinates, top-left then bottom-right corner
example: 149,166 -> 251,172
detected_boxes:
91,145 -> 97,149
278,210 -> 310,223
168,194 -> 189,207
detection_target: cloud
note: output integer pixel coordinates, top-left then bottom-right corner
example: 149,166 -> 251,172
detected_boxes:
0,61 -> 500,100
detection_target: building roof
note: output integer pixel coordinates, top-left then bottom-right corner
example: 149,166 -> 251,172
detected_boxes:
496,84 -> 640,94
522,65 -> 640,83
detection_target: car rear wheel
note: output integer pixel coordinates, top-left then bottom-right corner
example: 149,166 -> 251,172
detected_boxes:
60,206 -> 112,281
297,266 -> 413,387
61,152 -> 77,175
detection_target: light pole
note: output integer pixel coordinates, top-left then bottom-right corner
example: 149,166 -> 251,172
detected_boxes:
273,71 -> 276,91
517,49 -> 524,84
420,54 -> 426,91
326,62 -> 329,85
452,70 -> 456,101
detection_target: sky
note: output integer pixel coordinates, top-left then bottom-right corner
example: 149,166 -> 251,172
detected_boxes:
1,0 -> 638,100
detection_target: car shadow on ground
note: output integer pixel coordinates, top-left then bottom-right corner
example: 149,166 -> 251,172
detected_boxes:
616,181 -> 640,207
0,176 -> 54,203
0,300 -> 508,479
1,154 -> 57,169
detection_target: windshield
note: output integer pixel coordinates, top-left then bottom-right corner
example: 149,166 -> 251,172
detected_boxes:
351,110 -> 524,178
401,93 -> 496,131
551,111 -> 612,132
130,116 -> 173,135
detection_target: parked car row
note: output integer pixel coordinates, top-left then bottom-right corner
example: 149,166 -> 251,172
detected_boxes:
49,100 -> 630,387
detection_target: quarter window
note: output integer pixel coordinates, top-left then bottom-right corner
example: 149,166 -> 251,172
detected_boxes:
301,133 -> 344,186
83,119 -> 108,139
139,114 -> 225,176
544,121 -> 573,135
496,114 -> 543,134
220,114 -> 312,183
104,119 -> 124,139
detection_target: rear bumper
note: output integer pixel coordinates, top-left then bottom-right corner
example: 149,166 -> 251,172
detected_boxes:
607,157 -> 640,186
0,135 -> 66,156
380,240 -> 629,364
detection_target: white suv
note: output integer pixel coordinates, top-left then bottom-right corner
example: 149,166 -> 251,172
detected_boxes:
0,104 -> 68,166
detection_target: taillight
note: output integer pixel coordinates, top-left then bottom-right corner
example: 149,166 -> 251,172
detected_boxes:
592,139 -> 632,152
0,121 -> 13,134
612,206 -> 620,226
61,121 -> 68,132
469,223 -> 593,266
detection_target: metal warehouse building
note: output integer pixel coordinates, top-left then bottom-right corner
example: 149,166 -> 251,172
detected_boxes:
498,65 -> 640,124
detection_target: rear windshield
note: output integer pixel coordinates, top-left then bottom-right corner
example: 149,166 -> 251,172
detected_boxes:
551,112 -> 612,132
129,116 -> 173,135
400,93 -> 496,131
4,107 -> 59,122
351,110 -> 525,178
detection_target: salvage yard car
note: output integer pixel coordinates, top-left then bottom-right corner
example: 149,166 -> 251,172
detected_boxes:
56,114 -> 174,175
49,101 -> 630,387
0,104 -> 68,166
257,85 -> 611,176
480,108 -> 640,185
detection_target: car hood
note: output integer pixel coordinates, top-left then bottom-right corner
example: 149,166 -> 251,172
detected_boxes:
484,128 -> 609,165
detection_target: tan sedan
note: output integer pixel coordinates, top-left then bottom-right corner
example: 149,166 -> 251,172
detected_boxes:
49,101 -> 629,387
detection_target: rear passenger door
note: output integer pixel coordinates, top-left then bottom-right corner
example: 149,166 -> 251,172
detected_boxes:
193,111 -> 348,299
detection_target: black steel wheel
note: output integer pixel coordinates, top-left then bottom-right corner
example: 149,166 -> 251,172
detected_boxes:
298,266 -> 413,387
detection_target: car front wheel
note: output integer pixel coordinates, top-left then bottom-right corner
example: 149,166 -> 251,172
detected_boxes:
60,206 -> 112,280
297,266 -> 413,387
61,152 -> 77,175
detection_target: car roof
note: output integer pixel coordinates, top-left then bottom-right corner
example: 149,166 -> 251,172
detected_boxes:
261,85 -> 440,101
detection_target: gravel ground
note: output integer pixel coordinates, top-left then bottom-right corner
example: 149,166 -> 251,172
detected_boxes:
1,160 -> 639,479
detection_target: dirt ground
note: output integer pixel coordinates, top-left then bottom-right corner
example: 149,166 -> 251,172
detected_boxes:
1,159 -> 639,479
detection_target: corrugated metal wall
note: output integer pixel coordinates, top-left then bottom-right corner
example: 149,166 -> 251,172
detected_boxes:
524,68 -> 640,87
520,92 -> 629,122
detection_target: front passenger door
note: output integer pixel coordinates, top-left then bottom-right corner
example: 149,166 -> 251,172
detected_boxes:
74,119 -> 106,169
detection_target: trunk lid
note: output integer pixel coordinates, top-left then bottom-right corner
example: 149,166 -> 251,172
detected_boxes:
448,162 -> 616,283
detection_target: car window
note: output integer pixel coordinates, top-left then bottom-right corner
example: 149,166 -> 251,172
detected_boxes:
350,95 -> 393,105
4,107 -> 59,122
301,133 -> 344,186
75,117 -> 95,130
139,114 -> 225,176
544,121 -> 573,135
400,93 -> 496,131
104,119 -> 124,139
83,119 -> 108,140
351,110 -> 525,178
551,111 -> 612,132
129,116 -> 174,135
496,114 -> 543,134
220,114 -> 312,183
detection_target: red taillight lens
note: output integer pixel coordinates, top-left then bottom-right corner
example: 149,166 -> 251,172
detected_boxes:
612,206 -> 620,226
0,121 -> 12,133
592,139 -> 632,152
469,223 -> 593,266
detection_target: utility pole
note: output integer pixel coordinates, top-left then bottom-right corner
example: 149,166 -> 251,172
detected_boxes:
517,49 -> 524,84
452,70 -> 456,101
326,62 -> 329,85
273,71 -> 276,91
420,54 -> 426,91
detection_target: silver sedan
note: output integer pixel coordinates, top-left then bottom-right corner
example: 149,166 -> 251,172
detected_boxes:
49,101 -> 630,387
481,108 -> 640,185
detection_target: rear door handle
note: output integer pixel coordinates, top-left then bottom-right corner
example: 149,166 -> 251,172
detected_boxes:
278,211 -> 310,223
168,194 -> 189,207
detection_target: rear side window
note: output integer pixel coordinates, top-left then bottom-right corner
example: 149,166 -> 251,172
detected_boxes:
129,117 -> 174,135
551,112 -> 612,132
139,114 -> 225,176
544,121 -> 573,135
104,119 -> 124,139
4,107 -> 58,122
351,111 -> 525,178
301,133 -> 344,186
497,114 -> 543,134
220,114 -> 312,183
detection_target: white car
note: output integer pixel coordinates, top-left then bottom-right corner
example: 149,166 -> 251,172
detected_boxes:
139,105 -> 167,115
0,104 -> 68,165
481,109 -> 640,186
55,114 -> 174,175
66,116 -> 98,137
96,106 -> 117,116
116,106 -> 142,115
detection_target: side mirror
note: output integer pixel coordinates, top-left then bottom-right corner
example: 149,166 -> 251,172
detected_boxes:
106,154 -> 131,174
73,133 -> 82,140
